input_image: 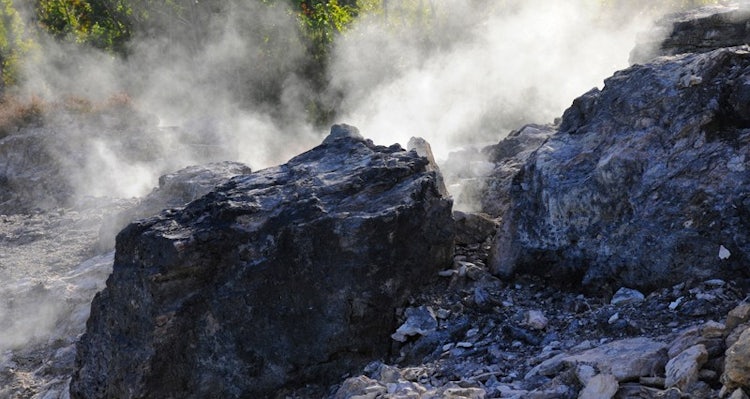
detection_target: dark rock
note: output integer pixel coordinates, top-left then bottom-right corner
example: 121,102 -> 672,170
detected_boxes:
453,210 -> 499,245
632,4 -> 750,63
69,125 -> 455,398
97,161 -> 252,249
489,47 -> 750,292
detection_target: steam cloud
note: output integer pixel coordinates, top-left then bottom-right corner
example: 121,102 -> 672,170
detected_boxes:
15,0 -> 667,200
331,0 -> 659,158
0,0 -> 694,365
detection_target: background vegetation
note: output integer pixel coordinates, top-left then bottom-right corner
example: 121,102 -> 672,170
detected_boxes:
0,0 -> 724,127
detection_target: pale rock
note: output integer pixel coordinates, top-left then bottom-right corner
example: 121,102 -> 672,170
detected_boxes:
442,387 -> 486,399
701,320 -> 726,339
334,376 -> 381,399
526,337 -> 668,382
665,344 -> 708,391
730,387 -> 750,399
577,373 -> 618,399
639,376 -> 666,388
575,364 -> 597,385
723,327 -> 750,391
524,310 -> 549,330
610,287 -> 645,306
669,297 -> 684,310
392,306 -> 439,342
726,303 -> 750,331
728,323 -> 750,349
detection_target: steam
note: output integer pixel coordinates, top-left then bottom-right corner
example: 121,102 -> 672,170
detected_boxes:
0,0 -> 704,382
13,0 -> 668,201
330,0 -> 659,159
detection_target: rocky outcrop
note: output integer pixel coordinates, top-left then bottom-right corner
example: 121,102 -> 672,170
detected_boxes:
479,124 -> 555,218
70,125 -> 455,398
490,47 -> 750,292
632,4 -> 750,63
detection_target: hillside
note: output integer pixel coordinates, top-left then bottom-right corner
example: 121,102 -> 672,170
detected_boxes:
1,2 -> 750,399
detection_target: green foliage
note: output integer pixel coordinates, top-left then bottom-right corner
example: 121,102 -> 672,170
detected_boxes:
0,0 -> 34,89
0,0 -> 729,126
35,0 -> 133,54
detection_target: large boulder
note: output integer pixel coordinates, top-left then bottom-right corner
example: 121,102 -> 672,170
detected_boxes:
70,124 -> 455,398
490,47 -> 750,292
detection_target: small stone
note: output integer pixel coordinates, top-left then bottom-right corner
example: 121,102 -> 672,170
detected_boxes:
578,373 -> 618,399
699,369 -> 718,382
575,364 -> 597,385
333,375 -> 380,399
442,387 -> 486,399
375,364 -> 402,384
704,279 -> 726,287
391,306 -> 438,342
665,344 -> 708,391
639,376 -> 665,388
608,313 -> 620,324
611,287 -> 645,306
719,245 -> 731,260
438,269 -> 457,277
669,297 -> 683,310
701,320 -> 726,338
456,342 -> 474,348
524,310 -> 549,330
729,388 -> 750,399
435,308 -> 450,319
474,287 -> 489,306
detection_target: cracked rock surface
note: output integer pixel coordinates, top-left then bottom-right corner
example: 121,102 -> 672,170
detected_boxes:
70,125 -> 455,398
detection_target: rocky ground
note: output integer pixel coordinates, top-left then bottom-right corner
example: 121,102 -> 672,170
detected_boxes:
3,198 -> 749,399
286,234 -> 750,399
0,199 -> 129,398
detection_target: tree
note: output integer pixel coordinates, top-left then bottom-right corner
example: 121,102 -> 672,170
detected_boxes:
0,0 -> 34,90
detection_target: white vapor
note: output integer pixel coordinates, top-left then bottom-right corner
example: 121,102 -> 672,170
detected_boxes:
330,0 -> 659,160
15,0 -> 671,200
